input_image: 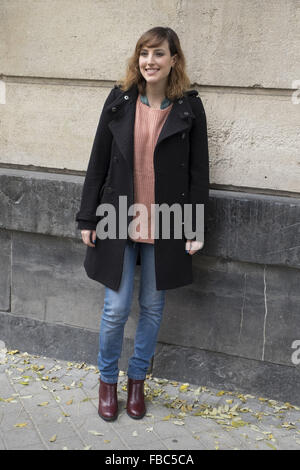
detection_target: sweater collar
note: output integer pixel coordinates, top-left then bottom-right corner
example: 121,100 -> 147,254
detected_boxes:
140,94 -> 172,110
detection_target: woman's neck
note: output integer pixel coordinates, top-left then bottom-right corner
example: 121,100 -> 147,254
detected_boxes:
144,82 -> 167,109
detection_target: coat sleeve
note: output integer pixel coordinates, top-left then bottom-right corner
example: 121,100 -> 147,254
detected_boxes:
75,87 -> 117,231
185,95 -> 210,242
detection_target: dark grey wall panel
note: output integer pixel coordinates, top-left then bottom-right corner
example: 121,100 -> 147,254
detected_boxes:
159,257 -> 300,367
153,342 -> 300,407
0,168 -> 82,238
11,230 -> 141,333
11,231 -> 104,329
203,191 -> 300,269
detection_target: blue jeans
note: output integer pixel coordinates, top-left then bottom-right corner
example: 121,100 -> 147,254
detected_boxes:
97,239 -> 166,383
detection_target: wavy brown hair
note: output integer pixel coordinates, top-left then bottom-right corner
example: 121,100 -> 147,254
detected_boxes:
116,26 -> 192,101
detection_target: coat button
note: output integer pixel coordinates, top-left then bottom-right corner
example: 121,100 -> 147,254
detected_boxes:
181,192 -> 185,197
111,106 -> 117,112
183,111 -> 189,116
181,132 -> 186,139
124,95 -> 129,100
178,99 -> 183,104
180,162 -> 185,167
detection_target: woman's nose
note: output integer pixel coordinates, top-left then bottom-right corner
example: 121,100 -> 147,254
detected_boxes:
147,54 -> 155,64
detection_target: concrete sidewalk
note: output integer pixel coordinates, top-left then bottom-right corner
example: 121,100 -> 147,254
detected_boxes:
1,346 -> 300,450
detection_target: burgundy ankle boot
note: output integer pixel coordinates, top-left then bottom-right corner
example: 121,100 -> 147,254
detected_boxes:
126,378 -> 146,419
98,378 -> 118,421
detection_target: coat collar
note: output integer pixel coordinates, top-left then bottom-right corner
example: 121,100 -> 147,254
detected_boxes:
107,83 -> 196,172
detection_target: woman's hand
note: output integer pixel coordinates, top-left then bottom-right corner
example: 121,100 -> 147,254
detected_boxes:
185,239 -> 204,255
81,230 -> 96,247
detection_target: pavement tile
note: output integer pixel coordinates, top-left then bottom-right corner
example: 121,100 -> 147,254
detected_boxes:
131,441 -> 168,450
8,380 -> 50,395
184,415 -> 227,434
69,411 -> 118,435
81,430 -> 129,450
275,435 -> 300,450
79,430 -> 130,450
18,441 -> 48,450
15,392 -> 57,409
0,379 -> 15,396
152,420 -> 193,440
0,435 -> 6,450
161,435 -> 206,450
0,407 -> 31,429
25,407 -> 70,426
46,436 -> 86,450
112,423 -> 162,448
34,420 -> 79,443
57,401 -> 98,420
2,427 -> 43,449
216,427 -> 267,448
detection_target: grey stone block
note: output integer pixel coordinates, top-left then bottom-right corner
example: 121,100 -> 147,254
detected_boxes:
159,257 -> 300,366
11,231 -> 103,328
203,190 -> 300,269
153,343 -> 300,407
0,168 -> 82,239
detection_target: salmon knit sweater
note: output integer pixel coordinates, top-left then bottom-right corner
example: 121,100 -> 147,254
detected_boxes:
129,93 -> 173,244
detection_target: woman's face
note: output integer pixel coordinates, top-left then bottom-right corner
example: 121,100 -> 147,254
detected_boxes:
139,38 -> 176,86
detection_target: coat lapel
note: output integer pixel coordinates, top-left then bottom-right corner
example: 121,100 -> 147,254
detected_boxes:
107,84 -> 196,171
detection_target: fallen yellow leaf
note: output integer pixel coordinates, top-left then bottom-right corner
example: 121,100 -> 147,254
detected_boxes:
179,384 -> 189,392
162,414 -> 171,421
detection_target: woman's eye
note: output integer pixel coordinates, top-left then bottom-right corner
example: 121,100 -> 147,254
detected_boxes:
140,52 -> 164,56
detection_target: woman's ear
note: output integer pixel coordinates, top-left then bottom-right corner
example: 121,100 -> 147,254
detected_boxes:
172,53 -> 177,67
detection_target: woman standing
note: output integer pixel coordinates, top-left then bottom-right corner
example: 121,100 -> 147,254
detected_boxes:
76,26 -> 209,421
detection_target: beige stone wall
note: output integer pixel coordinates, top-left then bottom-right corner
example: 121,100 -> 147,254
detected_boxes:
1,0 -> 299,192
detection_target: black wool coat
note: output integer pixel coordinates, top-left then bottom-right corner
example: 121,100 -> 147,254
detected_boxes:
75,83 -> 209,291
